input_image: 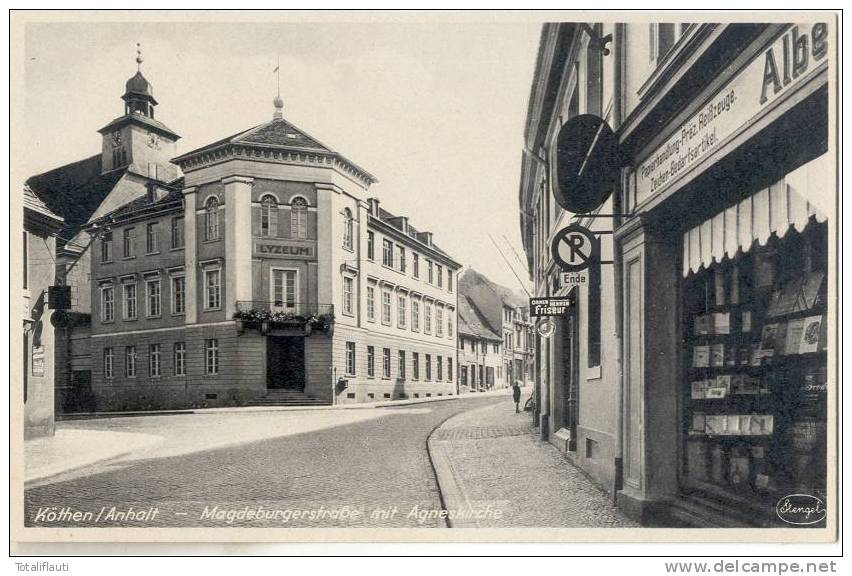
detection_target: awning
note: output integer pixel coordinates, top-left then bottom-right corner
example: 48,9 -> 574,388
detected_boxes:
683,153 -> 831,276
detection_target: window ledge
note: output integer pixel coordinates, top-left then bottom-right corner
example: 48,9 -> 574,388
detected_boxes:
170,247 -> 185,252
146,251 -> 161,256
122,256 -> 136,261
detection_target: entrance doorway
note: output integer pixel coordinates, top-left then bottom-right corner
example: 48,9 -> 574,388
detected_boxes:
560,304 -> 579,451
266,336 -> 306,390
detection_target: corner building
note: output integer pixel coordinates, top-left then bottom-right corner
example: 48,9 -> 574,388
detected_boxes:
87,78 -> 460,409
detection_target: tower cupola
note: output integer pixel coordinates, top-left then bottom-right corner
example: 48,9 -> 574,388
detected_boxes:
121,44 -> 158,118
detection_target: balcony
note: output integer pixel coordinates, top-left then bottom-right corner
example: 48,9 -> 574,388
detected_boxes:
233,301 -> 335,335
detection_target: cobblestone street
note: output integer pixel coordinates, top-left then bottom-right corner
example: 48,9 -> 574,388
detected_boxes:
24,397 -> 502,529
430,399 -> 639,528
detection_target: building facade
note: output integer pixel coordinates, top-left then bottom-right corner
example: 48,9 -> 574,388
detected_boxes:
22,186 -> 64,438
457,294 -> 504,391
520,21 -> 832,526
40,63 -> 462,411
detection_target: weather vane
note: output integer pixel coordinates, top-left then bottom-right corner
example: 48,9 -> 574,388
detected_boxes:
136,43 -> 143,71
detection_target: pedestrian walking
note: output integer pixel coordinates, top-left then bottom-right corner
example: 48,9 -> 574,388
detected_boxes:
512,381 -> 522,413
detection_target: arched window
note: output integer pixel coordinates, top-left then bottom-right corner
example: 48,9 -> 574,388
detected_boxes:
205,196 -> 220,241
342,208 -> 353,250
260,195 -> 278,237
291,197 -> 308,239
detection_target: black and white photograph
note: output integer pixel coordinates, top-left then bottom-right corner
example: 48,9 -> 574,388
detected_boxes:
9,9 -> 839,556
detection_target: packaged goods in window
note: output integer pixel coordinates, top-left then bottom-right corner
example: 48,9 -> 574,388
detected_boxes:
753,251 -> 776,290
729,446 -> 751,487
749,414 -> 774,435
767,281 -> 800,317
691,380 -> 708,399
786,417 -> 823,453
714,268 -> 727,306
708,374 -> 731,398
710,343 -> 725,367
705,415 -> 726,435
755,323 -> 781,360
691,412 -> 706,434
795,271 -> 825,312
741,310 -> 753,333
798,315 -> 823,354
710,445 -> 727,484
693,345 -> 710,368
694,314 -> 712,336
686,439 -> 710,482
731,374 -> 760,395
726,414 -> 742,435
784,318 -> 805,355
712,312 -> 730,335
799,366 -> 827,402
730,264 -> 741,305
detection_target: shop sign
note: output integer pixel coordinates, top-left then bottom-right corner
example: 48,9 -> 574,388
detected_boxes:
31,345 -> 45,377
253,239 -> 316,259
530,297 -> 572,317
636,23 -> 829,205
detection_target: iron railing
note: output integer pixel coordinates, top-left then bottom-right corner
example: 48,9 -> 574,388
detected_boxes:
235,301 -> 334,317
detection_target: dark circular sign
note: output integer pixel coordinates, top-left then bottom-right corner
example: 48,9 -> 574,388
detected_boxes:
554,114 -> 620,213
551,224 -> 598,272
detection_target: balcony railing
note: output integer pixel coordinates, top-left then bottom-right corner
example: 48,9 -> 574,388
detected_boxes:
235,301 -> 334,317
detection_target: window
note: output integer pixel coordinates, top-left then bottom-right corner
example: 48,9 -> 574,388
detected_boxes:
346,341 -> 356,376
460,365 -> 467,386
436,307 -> 444,337
367,285 -> 376,321
101,285 -> 114,322
382,348 -> 391,379
412,352 -> 420,380
649,23 -> 689,65
205,269 -> 221,310
424,302 -> 432,334
146,222 -> 159,253
382,290 -> 392,325
437,265 -> 443,288
448,271 -> 453,293
398,350 -> 406,380
397,294 -> 407,328
413,254 -> 420,278
103,348 -> 114,379
367,346 -> 375,377
425,354 -> 432,381
448,313 -> 454,338
123,282 -> 137,320
342,208 -> 353,250
260,195 -> 278,237
171,275 -> 186,314
125,346 -> 137,378
149,344 -> 161,377
205,197 -> 220,241
171,217 -> 184,249
271,269 -> 297,310
367,231 -> 375,260
146,278 -> 161,317
397,246 -> 406,272
205,339 -> 219,375
123,227 -> 135,258
448,357 -> 453,382
427,260 -> 434,284
437,355 -> 443,381
493,343 -> 499,354
290,197 -> 308,239
411,300 -> 420,332
382,239 -> 393,267
343,276 -> 354,315
174,342 -> 186,376
101,232 -> 113,262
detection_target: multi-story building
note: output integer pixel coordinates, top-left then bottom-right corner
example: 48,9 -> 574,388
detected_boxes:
457,294 -> 503,391
34,59 -> 461,411
519,21 -> 832,526
21,186 -> 65,438
458,268 -> 534,389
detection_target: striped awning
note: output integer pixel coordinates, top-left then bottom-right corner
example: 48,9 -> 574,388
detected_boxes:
683,153 -> 831,276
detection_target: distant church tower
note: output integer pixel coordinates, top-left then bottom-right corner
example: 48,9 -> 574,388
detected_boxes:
97,44 -> 181,182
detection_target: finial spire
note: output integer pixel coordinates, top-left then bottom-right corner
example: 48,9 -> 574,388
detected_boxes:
136,43 -> 143,71
272,55 -> 283,119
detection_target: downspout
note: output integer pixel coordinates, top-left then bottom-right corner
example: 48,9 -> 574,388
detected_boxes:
611,22 -> 626,503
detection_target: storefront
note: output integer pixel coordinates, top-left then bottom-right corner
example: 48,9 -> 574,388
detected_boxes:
616,22 -> 832,526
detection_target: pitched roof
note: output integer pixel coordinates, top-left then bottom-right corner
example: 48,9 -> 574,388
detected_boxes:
458,295 -> 502,341
460,268 -> 527,309
98,113 -> 179,140
374,205 -> 456,263
24,185 -> 62,222
92,178 -> 185,226
172,116 -> 376,183
26,155 -> 126,249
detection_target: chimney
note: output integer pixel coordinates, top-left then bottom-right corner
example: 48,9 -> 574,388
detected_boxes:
417,231 -> 433,246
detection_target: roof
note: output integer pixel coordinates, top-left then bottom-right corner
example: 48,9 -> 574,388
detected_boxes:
458,295 -> 502,341
24,185 -> 62,222
373,205 -> 457,263
171,116 -> 376,184
461,268 -> 527,309
26,155 -> 126,249
92,180 -> 184,226
124,70 -> 155,102
99,112 -> 179,140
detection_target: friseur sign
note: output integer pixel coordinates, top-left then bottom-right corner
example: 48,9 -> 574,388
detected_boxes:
636,23 -> 828,205
253,239 -> 316,259
530,297 -> 573,317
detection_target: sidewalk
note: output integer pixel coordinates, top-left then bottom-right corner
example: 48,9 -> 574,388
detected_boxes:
428,399 -> 638,528
24,428 -> 163,485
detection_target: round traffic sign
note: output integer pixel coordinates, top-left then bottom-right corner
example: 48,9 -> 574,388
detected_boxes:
551,224 -> 598,272
537,318 -> 556,338
554,114 -> 620,213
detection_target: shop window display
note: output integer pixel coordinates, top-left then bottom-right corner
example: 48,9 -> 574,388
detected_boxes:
682,218 -> 827,525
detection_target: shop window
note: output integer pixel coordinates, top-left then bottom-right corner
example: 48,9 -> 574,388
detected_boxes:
682,220 -> 827,521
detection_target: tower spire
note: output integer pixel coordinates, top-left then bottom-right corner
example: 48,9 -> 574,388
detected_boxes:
136,42 -> 143,72
272,55 -> 283,120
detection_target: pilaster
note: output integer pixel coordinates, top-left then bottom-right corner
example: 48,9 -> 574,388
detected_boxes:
222,176 -> 254,318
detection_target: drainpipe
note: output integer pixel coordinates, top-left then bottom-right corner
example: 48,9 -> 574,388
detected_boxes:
612,22 -> 626,503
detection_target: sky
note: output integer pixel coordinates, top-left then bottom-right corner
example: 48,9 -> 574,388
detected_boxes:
22,17 -> 541,292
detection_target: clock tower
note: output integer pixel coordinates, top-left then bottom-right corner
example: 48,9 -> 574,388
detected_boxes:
98,45 -> 180,181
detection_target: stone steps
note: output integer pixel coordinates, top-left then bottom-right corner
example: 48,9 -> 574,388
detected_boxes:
245,390 -> 330,407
